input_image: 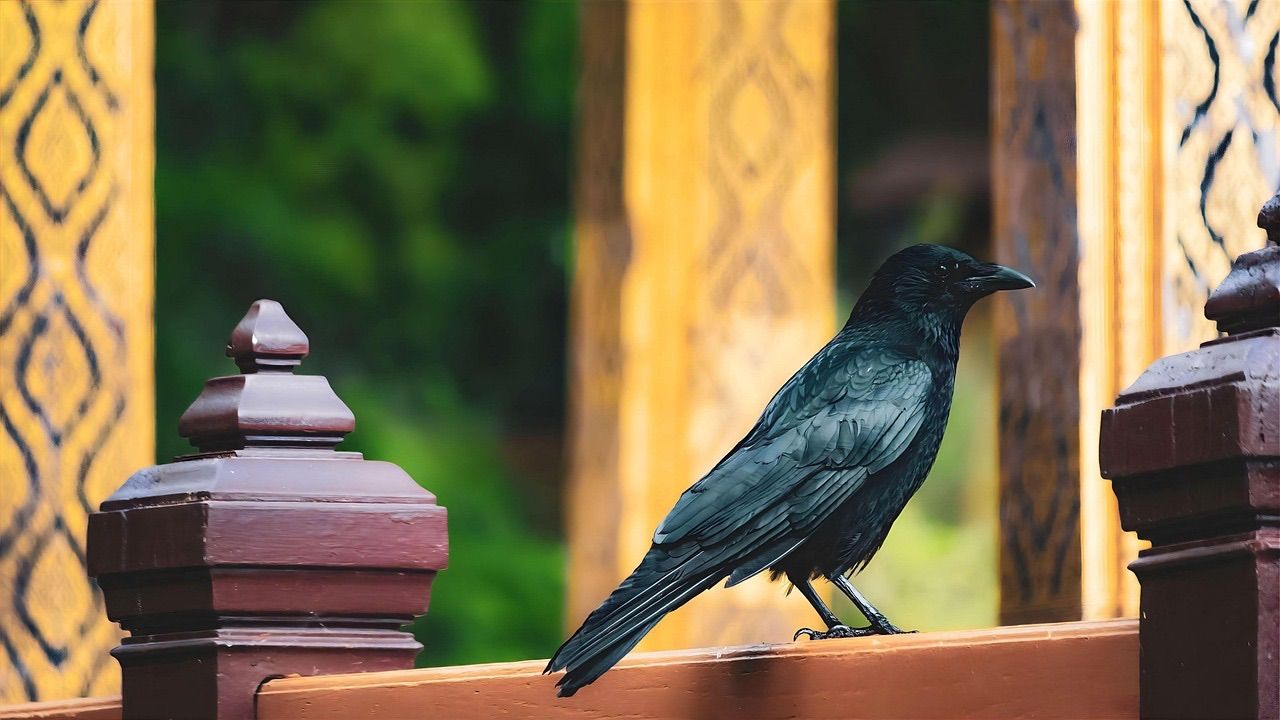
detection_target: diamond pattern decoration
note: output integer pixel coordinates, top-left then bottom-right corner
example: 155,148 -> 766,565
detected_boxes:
0,184 -> 38,334
722,62 -> 790,180
568,0 -> 835,651
17,295 -> 100,448
17,522 -> 97,665
0,392 -> 37,546
0,0 -> 153,703
0,0 -> 38,108
77,1 -> 120,111
0,635 -> 36,701
1167,0 -> 1280,354
17,70 -> 100,224
698,0 -> 824,446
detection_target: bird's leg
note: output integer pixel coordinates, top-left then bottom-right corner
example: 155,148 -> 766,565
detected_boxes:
829,574 -> 912,635
790,575 -> 875,641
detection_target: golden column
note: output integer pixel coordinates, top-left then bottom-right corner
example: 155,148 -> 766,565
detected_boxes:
569,0 -> 835,650
0,0 -> 153,701
993,0 -> 1278,624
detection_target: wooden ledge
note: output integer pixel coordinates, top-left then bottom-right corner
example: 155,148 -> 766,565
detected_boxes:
0,621 -> 1137,720
0,696 -> 120,720
259,619 -> 1138,719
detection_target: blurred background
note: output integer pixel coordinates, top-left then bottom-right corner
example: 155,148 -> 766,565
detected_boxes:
154,0 -> 991,668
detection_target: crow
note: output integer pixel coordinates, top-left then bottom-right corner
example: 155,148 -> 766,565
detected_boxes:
546,244 -> 1033,696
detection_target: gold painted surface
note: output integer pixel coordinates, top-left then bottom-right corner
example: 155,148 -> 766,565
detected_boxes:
0,0 -> 153,702
1161,0 -> 1278,354
569,0 -> 834,651
994,0 -> 1275,625
1074,0 -> 1157,623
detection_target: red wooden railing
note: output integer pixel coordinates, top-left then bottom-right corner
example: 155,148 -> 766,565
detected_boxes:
0,195 -> 1276,719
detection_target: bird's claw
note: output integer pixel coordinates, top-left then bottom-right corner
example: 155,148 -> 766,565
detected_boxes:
869,620 -> 915,635
792,624 -> 877,641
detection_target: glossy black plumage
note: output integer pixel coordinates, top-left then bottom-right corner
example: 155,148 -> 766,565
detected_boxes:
546,244 -> 1032,696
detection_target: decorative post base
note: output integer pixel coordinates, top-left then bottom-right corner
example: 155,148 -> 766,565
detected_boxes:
112,631 -> 421,720
88,301 -> 448,719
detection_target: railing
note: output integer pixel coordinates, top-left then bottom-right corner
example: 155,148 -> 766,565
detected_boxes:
1,195 -> 1276,719
254,620 -> 1138,720
0,621 -> 1140,720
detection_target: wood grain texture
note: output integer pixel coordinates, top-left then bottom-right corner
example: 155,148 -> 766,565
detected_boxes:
992,0 -> 1085,626
257,620 -> 1138,720
992,0 -> 1275,625
568,0 -> 835,652
0,0 -> 153,703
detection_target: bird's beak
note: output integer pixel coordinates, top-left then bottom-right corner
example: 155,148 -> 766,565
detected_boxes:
957,263 -> 1035,295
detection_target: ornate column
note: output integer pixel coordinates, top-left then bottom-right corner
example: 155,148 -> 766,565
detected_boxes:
0,0 -> 153,702
87,300 -> 448,720
569,0 -> 835,650
1101,195 -> 1278,720
993,0 -> 1278,624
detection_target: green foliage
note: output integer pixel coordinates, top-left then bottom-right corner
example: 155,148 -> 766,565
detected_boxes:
155,0 -> 576,666
339,381 -> 564,665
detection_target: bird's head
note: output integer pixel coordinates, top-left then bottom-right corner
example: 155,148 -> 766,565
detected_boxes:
849,244 -> 1034,329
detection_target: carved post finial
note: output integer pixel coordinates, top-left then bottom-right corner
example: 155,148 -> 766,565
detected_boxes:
88,300 -> 448,720
227,298 -> 309,372
1259,192 -> 1279,246
1202,192 -> 1280,336
177,300 -> 353,453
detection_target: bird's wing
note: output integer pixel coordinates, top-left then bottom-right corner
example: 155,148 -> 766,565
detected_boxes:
545,345 -> 933,695
652,345 -> 933,559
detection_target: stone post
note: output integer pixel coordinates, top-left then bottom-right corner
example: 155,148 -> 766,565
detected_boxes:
86,300 -> 448,720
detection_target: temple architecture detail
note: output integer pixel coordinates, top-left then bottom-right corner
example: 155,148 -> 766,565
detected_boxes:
0,0 -> 154,702
569,0 -> 836,650
993,0 -> 1277,624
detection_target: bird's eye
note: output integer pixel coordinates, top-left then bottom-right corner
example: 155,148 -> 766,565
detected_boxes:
933,262 -> 963,281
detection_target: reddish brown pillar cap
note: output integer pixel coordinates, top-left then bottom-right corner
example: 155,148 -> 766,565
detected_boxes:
87,300 -> 448,720
1100,196 -> 1279,720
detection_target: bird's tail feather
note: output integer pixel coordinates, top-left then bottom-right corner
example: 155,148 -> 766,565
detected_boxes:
545,548 -> 720,697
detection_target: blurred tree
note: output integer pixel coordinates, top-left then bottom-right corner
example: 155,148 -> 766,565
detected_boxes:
155,0 -> 576,666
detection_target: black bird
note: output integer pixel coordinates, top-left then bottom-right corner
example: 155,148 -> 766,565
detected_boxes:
546,244 -> 1033,697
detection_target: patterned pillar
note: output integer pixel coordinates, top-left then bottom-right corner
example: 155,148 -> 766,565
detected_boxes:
0,0 -> 153,702
993,0 -> 1277,625
569,0 -> 835,651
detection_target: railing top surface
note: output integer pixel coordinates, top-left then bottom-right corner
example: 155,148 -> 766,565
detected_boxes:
257,619 -> 1136,720
0,621 -> 1134,720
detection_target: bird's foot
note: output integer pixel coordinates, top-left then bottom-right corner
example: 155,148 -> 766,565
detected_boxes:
866,616 -> 916,635
792,624 -> 877,641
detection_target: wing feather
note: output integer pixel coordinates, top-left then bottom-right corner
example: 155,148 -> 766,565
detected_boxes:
651,344 -> 934,580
